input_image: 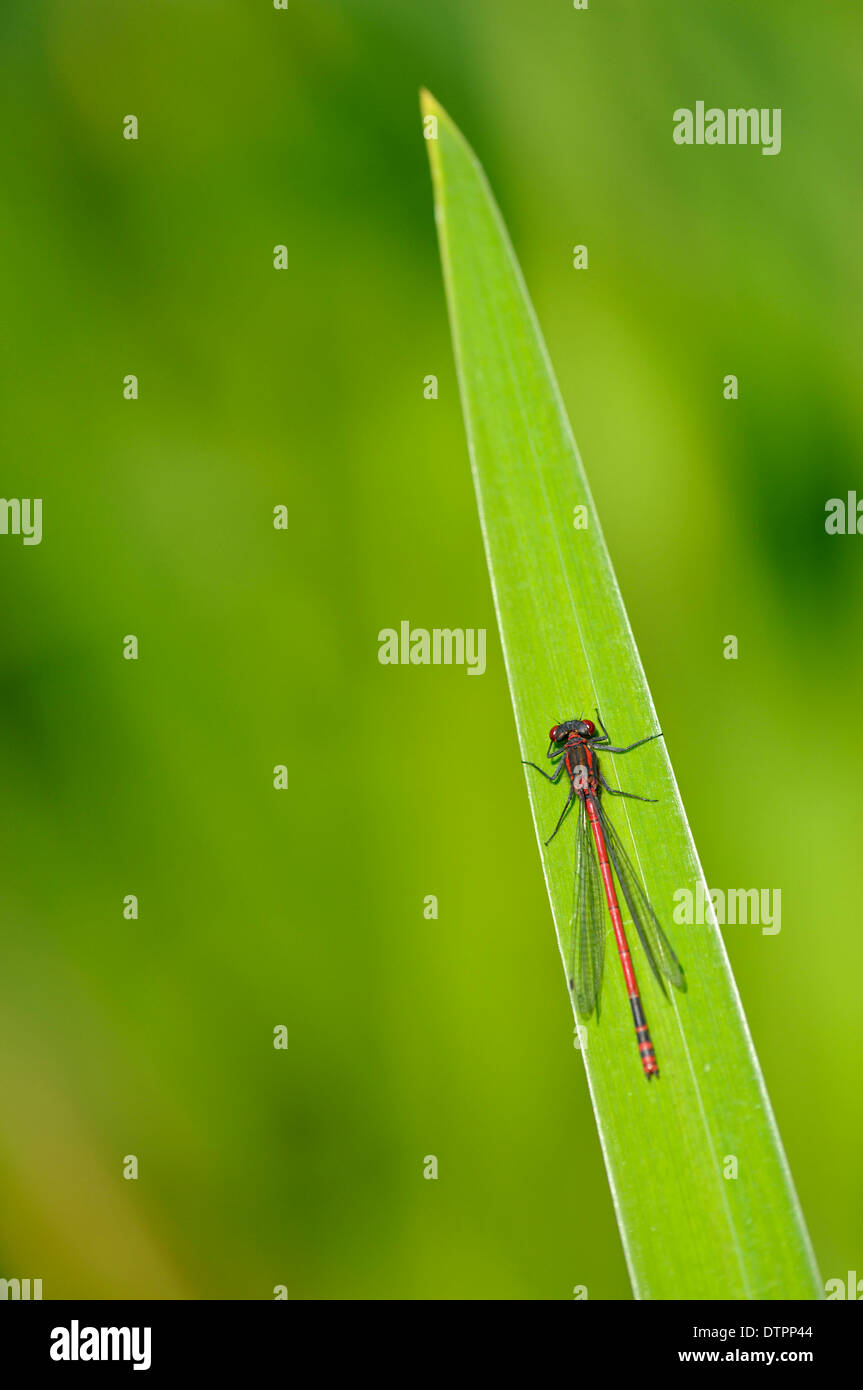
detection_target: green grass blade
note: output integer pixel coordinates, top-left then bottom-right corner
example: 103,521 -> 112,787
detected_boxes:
421,89 -> 821,1301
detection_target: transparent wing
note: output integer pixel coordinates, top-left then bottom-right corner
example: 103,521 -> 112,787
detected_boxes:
569,796 -> 607,1019
595,797 -> 686,995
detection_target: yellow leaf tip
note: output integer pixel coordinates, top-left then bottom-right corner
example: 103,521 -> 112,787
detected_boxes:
419,88 -> 446,121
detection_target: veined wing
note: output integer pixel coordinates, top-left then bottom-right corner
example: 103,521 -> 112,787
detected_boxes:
595,796 -> 686,995
569,795 -> 607,1019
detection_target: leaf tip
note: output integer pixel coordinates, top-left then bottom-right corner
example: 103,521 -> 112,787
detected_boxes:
419,88 -> 455,131
419,87 -> 439,117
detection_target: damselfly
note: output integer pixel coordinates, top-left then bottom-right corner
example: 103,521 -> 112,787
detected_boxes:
524,711 -> 685,1079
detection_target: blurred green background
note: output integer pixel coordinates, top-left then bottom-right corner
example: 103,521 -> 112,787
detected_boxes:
1,0 -> 861,1299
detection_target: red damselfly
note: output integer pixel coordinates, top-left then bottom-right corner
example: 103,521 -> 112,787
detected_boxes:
524,711 -> 685,1079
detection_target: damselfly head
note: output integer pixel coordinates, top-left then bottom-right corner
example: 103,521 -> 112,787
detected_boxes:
549,718 -> 595,742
